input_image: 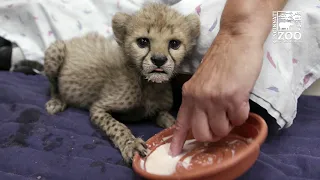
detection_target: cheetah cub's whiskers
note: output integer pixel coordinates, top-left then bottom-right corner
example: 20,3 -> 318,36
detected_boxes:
43,3 -> 200,165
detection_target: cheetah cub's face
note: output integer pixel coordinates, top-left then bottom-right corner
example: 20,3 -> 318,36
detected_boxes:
112,3 -> 200,83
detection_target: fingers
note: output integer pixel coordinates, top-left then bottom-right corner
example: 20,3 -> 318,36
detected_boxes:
191,107 -> 215,142
169,98 -> 193,156
170,83 -> 250,158
227,100 -> 250,126
207,104 -> 232,137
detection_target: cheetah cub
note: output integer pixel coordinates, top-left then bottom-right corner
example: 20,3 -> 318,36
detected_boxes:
44,3 -> 200,164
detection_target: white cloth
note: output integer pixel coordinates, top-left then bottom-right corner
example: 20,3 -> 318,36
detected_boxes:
0,0 -> 319,129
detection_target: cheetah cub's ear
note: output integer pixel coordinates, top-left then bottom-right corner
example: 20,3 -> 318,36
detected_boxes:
112,12 -> 131,45
185,13 -> 201,39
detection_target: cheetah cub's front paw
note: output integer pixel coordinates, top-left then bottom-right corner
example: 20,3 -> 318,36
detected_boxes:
120,137 -> 148,165
45,98 -> 67,115
156,111 -> 176,128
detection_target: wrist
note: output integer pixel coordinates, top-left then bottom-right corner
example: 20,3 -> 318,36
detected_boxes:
202,31 -> 264,67
214,30 -> 266,50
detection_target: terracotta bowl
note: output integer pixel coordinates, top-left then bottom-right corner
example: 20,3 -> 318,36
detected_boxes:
132,113 -> 268,180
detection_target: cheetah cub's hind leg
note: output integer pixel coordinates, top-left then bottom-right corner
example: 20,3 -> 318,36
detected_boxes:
90,100 -> 148,165
43,40 -> 67,115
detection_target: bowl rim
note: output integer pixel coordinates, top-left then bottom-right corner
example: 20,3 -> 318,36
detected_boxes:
132,112 -> 268,180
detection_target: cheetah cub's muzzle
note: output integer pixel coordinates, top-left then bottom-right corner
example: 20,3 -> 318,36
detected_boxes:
137,37 -> 181,83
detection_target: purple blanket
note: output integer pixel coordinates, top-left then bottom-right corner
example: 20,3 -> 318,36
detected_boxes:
0,71 -> 319,180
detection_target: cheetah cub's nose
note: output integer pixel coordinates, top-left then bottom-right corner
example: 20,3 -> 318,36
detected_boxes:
151,55 -> 167,67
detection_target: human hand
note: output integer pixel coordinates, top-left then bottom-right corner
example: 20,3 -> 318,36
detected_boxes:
169,33 -> 264,156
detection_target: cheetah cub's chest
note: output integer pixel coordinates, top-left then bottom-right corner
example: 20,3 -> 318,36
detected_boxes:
112,79 -> 172,123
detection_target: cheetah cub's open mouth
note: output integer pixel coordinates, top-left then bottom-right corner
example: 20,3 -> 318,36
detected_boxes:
112,3 -> 200,84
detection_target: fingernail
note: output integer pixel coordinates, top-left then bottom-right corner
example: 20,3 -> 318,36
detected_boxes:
168,146 -> 174,156
168,150 -> 177,157
168,145 -> 176,157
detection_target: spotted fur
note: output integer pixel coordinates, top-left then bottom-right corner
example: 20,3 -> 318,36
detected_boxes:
43,3 -> 200,164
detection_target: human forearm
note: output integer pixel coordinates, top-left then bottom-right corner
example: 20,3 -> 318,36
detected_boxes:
218,0 -> 288,45
170,0 -> 289,156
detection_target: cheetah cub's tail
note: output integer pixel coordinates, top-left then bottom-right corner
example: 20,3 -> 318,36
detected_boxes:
43,40 -> 66,78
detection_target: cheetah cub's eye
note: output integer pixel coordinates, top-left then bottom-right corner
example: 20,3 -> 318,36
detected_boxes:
136,38 -> 150,48
169,40 -> 181,50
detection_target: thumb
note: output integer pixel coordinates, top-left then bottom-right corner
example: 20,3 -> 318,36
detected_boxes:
169,99 -> 192,156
